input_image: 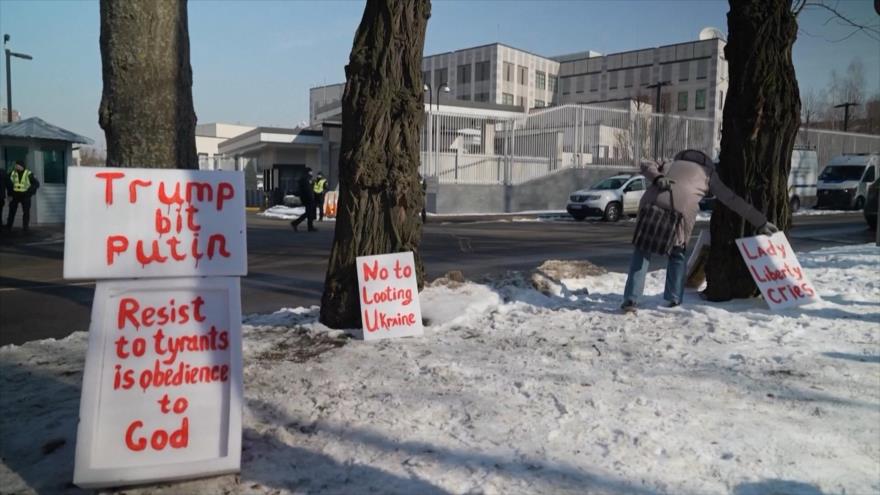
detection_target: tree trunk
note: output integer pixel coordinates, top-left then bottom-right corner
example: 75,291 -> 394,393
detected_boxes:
99,0 -> 198,169
704,0 -> 801,301
320,0 -> 431,329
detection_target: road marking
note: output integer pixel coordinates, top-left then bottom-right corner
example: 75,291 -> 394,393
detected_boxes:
0,281 -> 95,292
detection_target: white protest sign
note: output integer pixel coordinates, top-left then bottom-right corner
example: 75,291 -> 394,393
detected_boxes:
74,277 -> 242,488
356,251 -> 423,341
63,167 -> 247,280
736,232 -> 820,310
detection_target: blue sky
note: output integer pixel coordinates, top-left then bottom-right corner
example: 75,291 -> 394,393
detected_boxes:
1,0 -> 877,148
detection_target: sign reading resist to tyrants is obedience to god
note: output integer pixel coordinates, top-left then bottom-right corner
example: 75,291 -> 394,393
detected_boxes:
356,252 -> 423,341
64,167 -> 246,279
73,278 -> 243,488
736,232 -> 820,310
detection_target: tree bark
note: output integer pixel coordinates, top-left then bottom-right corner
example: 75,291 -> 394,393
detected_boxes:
320,0 -> 431,329
704,0 -> 801,301
99,0 -> 198,169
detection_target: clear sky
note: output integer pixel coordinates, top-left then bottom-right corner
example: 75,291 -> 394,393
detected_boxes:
1,0 -> 877,149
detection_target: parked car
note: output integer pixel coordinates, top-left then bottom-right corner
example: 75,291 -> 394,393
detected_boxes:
864,178 -> 879,231
566,174 -> 646,222
817,153 -> 879,210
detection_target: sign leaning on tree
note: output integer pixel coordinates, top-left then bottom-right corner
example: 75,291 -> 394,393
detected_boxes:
64,167 -> 246,488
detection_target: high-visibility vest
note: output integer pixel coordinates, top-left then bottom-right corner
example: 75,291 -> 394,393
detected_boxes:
11,169 -> 31,193
313,177 -> 327,194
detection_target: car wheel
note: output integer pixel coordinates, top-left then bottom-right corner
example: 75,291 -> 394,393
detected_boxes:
604,202 -> 621,222
570,213 -> 587,221
854,196 -> 866,210
789,196 -> 800,212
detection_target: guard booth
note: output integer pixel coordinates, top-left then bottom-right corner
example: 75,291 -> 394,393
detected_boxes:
0,117 -> 93,224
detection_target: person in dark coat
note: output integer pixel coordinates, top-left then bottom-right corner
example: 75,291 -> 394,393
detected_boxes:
6,161 -> 39,232
290,168 -> 317,232
0,167 -> 7,233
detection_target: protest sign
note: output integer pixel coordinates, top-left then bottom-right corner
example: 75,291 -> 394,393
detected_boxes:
356,252 -> 423,341
73,277 -> 243,488
63,167 -> 247,279
736,232 -> 820,310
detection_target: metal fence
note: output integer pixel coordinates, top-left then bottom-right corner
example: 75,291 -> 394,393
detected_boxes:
421,104 -> 880,185
796,128 -> 880,169
420,104 -> 716,185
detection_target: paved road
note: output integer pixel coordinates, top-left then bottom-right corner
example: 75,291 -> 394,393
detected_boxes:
0,212 -> 873,346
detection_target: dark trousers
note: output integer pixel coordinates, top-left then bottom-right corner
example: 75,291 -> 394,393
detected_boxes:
7,194 -> 31,231
291,203 -> 315,231
315,193 -> 325,221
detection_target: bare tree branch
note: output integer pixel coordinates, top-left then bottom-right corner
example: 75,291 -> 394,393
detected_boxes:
796,1 -> 880,42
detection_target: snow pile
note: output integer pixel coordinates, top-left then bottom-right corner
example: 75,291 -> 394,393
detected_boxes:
257,205 -> 305,220
1,245 -> 878,494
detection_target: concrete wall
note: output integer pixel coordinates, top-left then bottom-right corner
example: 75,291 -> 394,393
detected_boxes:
432,166 -> 636,214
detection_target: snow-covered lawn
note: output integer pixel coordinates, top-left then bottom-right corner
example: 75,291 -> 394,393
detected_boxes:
1,245 -> 878,494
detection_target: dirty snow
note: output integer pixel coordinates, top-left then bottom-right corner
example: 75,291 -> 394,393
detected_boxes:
258,206 -> 336,222
1,244 -> 878,494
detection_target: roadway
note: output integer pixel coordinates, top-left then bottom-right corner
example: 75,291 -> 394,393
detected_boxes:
0,211 -> 873,346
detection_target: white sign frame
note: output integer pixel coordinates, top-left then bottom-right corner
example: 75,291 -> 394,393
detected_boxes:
74,277 -> 243,489
736,232 -> 820,310
64,166 -> 247,280
356,251 -> 423,341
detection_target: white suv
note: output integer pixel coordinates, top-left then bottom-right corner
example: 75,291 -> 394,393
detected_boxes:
566,174 -> 647,222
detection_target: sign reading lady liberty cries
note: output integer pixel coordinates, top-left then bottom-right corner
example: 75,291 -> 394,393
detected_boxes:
356,252 -> 423,340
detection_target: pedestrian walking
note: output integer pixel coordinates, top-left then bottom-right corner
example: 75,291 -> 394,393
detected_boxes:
420,174 -> 427,224
313,172 -> 328,221
290,168 -> 317,232
0,167 -> 7,234
621,149 -> 778,313
6,161 -> 39,233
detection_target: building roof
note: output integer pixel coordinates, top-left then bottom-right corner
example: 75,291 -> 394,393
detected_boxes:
0,117 -> 94,144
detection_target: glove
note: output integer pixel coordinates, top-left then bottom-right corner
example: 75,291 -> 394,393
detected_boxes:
756,222 -> 779,236
655,176 -> 675,191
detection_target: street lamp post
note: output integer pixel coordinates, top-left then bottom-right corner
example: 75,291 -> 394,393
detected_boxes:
4,34 -> 34,123
833,102 -> 858,132
646,80 -> 671,160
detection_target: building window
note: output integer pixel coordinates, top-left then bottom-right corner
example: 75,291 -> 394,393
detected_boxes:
518,96 -> 525,107
475,92 -> 490,102
624,69 -> 634,88
2,145 -> 28,172
640,66 -> 650,86
662,64 -> 672,83
475,61 -> 491,82
695,89 -> 706,110
609,71 -> 618,89
576,76 -> 585,93
536,71 -> 546,90
562,77 -> 571,95
719,90 -> 724,110
422,71 -> 429,84
660,92 -> 672,112
590,73 -> 599,92
549,74 -> 557,92
535,99 -> 545,108
518,65 -> 528,85
434,68 -> 448,89
678,61 -> 689,81
41,149 -> 66,184
502,93 -> 514,105
677,91 -> 688,112
504,62 -> 514,82
457,92 -> 470,101
457,64 -> 471,85
696,59 -> 708,80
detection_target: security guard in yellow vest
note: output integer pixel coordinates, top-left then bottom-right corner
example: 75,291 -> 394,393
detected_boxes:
6,161 -> 39,232
313,172 -> 328,221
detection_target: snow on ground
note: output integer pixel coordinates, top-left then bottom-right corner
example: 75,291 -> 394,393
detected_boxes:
1,245 -> 878,494
258,206 -> 337,222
